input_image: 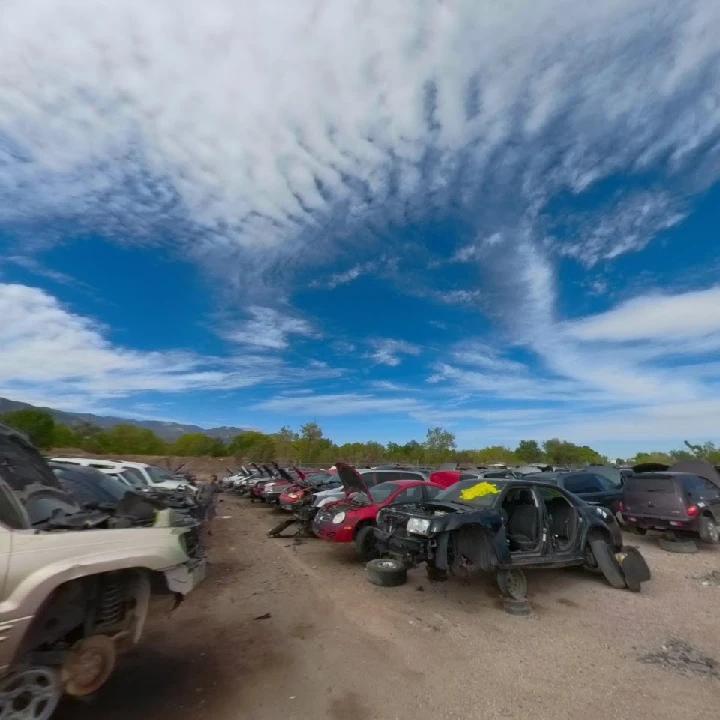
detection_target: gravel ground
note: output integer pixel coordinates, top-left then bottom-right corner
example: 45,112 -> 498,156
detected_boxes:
56,498 -> 720,720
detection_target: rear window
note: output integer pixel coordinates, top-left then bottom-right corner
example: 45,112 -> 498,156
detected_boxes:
625,476 -> 677,493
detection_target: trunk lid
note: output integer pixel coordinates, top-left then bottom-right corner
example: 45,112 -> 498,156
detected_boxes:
623,474 -> 686,519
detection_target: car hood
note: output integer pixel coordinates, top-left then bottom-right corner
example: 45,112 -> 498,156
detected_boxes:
335,462 -> 373,500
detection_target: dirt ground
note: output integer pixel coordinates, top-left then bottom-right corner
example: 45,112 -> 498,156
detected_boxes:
56,498 -> 720,720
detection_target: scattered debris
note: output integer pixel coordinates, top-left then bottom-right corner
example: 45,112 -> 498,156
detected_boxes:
416,585 -> 425,592
698,570 -> 720,587
639,639 -> 719,678
254,613 -> 272,621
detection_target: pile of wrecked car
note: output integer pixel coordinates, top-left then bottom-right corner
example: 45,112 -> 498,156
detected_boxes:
0,423 -> 211,719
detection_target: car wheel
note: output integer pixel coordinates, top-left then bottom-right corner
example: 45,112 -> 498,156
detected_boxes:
365,558 -> 407,587
497,569 -> 528,600
657,535 -> 698,553
355,525 -> 379,560
699,516 -> 720,544
588,537 -> 626,589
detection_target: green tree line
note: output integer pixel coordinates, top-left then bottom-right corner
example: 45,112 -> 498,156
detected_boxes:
2,407 -> 718,467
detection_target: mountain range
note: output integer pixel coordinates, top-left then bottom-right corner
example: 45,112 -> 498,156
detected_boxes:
0,397 -> 254,442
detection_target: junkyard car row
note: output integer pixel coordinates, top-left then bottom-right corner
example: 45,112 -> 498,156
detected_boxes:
4,433 -> 720,720
230,457 -> 720,613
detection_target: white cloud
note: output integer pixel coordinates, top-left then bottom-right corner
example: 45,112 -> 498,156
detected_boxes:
368,338 -> 422,366
564,286 -> 720,342
226,306 -> 316,349
0,283 -> 324,408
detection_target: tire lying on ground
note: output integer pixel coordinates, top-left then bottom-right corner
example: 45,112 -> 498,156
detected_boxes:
589,536 -> 626,589
657,535 -> 698,553
699,516 -> 720,544
365,558 -> 408,587
617,546 -> 651,592
502,597 -> 533,616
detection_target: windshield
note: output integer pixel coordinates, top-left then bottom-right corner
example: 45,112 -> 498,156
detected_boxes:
119,467 -> 147,487
363,483 -> 400,503
436,479 -> 507,507
309,471 -> 335,486
145,466 -> 179,484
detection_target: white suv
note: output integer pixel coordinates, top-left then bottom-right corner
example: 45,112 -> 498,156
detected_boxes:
51,458 -> 196,493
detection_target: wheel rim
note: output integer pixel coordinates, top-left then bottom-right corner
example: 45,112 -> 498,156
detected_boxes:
0,668 -> 61,720
378,560 -> 398,569
505,570 -> 527,600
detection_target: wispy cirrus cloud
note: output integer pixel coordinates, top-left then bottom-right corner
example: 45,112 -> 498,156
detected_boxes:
368,338 -> 422,367
1,0 -> 719,287
225,306 -> 316,349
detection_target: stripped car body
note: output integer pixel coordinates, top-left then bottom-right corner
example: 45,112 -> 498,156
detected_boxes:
373,477 -> 649,594
0,423 -> 206,715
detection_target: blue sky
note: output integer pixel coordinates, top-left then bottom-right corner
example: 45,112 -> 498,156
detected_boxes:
1,0 -> 720,458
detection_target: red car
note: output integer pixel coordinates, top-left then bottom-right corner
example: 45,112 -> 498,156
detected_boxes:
312,463 -> 443,559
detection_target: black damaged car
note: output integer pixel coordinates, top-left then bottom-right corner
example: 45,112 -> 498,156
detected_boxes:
369,477 -> 650,613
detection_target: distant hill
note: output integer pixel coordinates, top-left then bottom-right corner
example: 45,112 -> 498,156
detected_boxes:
0,397 -> 255,442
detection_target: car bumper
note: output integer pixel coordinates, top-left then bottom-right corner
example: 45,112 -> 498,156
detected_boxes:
312,520 -> 354,542
622,514 -> 700,534
164,559 -> 207,595
280,501 -> 299,512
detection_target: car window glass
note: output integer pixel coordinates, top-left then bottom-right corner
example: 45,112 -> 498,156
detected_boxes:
389,486 -> 424,504
563,473 -> 604,494
424,485 -> 443,499
364,483 -> 397,502
682,475 -> 719,496
459,473 -> 480,481
625,476 -> 676,493
58,478 -> 98,506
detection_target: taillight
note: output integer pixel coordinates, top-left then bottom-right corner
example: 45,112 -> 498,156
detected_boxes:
618,501 -> 624,512
687,504 -> 699,517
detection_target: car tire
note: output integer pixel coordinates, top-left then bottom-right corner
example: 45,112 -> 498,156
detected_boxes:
502,597 -> 533,616
365,559 -> 407,587
497,569 -> 528,600
658,535 -> 698,553
589,537 -> 626,589
355,525 -> 379,561
699,516 -> 720,544
618,546 -> 651,592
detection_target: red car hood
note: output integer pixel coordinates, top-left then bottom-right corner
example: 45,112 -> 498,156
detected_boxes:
429,470 -> 460,489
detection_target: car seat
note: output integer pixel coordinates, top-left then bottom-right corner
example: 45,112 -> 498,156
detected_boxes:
506,490 -> 538,551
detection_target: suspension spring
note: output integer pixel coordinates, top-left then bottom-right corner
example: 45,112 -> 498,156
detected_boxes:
96,574 -> 124,627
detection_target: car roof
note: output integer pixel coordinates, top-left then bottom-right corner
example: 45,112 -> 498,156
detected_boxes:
51,457 -> 122,468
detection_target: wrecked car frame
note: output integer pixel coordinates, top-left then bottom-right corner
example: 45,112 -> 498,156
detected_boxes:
372,478 -> 650,598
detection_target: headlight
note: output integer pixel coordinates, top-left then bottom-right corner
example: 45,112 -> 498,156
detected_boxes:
331,512 -> 346,524
406,517 -> 431,536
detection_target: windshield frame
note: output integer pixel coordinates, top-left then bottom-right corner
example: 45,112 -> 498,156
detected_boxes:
435,479 -> 508,507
